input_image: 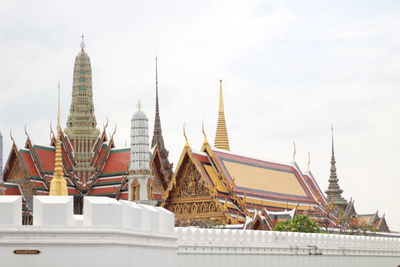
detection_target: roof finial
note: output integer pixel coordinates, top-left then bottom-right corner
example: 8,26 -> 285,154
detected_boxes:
137,99 -> 142,110
307,152 -> 311,171
24,124 -> 29,139
292,141 -> 296,161
9,129 -> 15,144
202,119 -> 208,145
57,82 -> 61,130
80,34 -> 86,51
183,123 -> 189,148
155,55 -> 158,97
331,124 -> 334,157
214,79 -> 230,151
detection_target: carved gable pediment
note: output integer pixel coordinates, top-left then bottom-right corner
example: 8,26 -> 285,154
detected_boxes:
4,146 -> 28,182
172,161 -> 210,198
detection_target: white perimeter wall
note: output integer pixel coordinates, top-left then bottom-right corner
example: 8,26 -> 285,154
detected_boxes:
176,228 -> 400,267
0,196 -> 399,267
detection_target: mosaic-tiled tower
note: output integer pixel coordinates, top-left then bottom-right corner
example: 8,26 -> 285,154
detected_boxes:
65,36 -> 100,182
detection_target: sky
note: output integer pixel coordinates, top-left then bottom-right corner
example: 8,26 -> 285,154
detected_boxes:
1,0 -> 399,231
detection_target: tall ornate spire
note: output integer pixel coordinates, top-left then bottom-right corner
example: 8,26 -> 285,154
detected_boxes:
49,83 -> 68,196
65,36 -> 99,183
325,125 -> 347,207
214,80 -> 230,151
151,56 -> 165,150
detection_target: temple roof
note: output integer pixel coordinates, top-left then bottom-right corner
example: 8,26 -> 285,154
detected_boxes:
4,135 -> 131,199
210,148 -> 320,207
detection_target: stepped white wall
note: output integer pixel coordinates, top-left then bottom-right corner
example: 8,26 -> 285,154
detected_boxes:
0,196 -> 176,267
0,195 -> 399,267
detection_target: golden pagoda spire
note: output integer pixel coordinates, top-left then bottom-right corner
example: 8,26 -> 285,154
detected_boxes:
49,83 -> 68,196
214,80 -> 230,151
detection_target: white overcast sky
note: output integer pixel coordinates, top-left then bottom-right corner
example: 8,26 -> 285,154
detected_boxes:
1,0 -> 399,231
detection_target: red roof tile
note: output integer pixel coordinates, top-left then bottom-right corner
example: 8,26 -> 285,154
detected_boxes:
20,151 -> 40,177
34,146 -> 55,172
4,183 -> 22,195
101,149 -> 130,175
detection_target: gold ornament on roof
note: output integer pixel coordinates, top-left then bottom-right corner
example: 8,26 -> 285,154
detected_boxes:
202,119 -> 208,145
183,123 -> 189,147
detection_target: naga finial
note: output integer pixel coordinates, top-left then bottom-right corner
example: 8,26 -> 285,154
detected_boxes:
9,129 -> 15,144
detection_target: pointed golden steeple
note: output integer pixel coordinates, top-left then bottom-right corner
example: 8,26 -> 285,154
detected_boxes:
214,80 -> 230,151
49,83 -> 68,196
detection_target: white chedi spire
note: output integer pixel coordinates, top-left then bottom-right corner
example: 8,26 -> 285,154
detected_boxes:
128,100 -> 155,205
130,100 -> 150,171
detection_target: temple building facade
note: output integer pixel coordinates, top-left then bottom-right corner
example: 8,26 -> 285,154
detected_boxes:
160,80 -> 389,232
1,39 -> 389,232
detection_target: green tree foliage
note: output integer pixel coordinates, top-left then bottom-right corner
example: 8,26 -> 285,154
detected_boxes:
272,215 -> 320,233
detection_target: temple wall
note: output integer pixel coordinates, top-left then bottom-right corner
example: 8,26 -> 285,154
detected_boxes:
176,227 -> 400,267
0,196 -> 399,267
0,196 -> 177,267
